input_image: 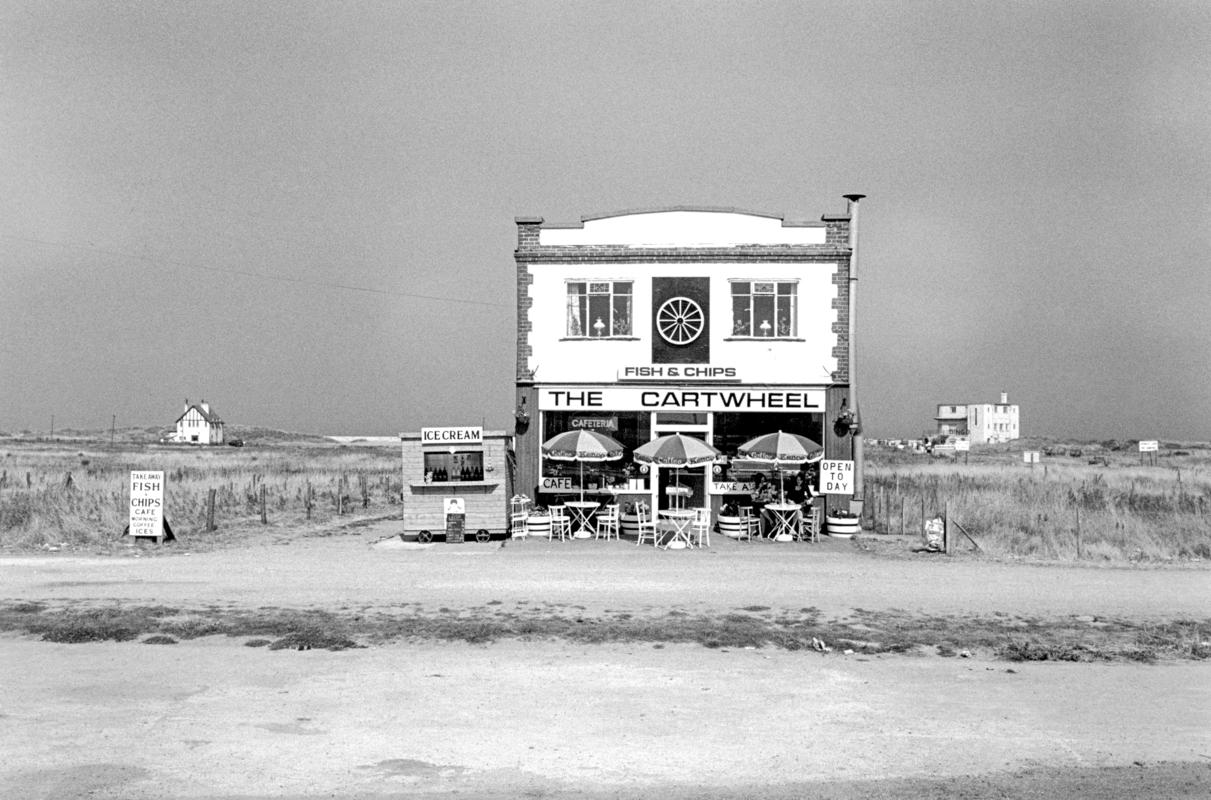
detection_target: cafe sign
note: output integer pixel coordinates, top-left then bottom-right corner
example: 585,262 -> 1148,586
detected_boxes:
129,471 -> 164,538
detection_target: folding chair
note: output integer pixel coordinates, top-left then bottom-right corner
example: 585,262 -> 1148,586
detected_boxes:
595,504 -> 620,541
800,506 -> 821,543
509,495 -> 531,540
690,507 -> 711,548
634,506 -> 658,547
549,505 -> 572,541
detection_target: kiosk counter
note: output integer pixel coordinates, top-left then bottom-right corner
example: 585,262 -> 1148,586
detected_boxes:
401,427 -> 511,543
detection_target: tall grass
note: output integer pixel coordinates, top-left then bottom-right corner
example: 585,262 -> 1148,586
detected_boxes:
862,451 -> 1211,561
0,441 -> 401,550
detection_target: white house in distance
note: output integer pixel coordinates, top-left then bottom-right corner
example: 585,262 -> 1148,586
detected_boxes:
170,399 -> 225,444
935,391 -> 1020,444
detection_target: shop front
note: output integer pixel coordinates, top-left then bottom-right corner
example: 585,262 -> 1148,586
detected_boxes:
512,202 -> 863,528
534,387 -> 827,519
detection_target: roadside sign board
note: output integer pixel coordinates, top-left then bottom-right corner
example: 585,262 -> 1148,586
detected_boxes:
819,460 -> 854,495
129,471 -> 164,538
1023,451 -> 1040,464
954,440 -> 971,452
1138,440 -> 1159,452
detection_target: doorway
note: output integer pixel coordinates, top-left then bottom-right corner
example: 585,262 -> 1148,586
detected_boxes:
650,412 -> 711,511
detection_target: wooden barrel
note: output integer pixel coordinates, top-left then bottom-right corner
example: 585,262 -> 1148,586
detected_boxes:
826,515 -> 860,538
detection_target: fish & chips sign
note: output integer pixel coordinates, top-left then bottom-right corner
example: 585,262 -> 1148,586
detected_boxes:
129,471 -> 164,538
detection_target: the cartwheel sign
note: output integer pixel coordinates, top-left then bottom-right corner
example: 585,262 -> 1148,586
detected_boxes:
540,387 -> 825,412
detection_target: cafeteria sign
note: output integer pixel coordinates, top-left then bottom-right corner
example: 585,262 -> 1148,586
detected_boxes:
129,471 -> 164,538
571,416 -> 618,431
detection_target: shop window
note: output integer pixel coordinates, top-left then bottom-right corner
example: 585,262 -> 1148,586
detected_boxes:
654,412 -> 707,426
713,411 -> 822,464
730,281 -> 798,337
424,450 -> 484,482
542,411 -> 649,488
567,281 -> 633,337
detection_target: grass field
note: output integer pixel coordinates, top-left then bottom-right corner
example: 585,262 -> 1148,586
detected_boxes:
2,431 -> 1209,562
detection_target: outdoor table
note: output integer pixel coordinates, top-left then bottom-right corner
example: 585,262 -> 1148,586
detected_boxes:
764,503 -> 802,542
658,508 -> 696,550
565,501 -> 600,539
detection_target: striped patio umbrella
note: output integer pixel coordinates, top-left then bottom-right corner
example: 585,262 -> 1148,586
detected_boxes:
541,429 -> 626,501
632,433 -> 721,467
633,434 -> 721,505
737,430 -> 824,503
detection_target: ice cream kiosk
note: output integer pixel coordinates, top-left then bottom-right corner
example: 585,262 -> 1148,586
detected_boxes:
400,426 -> 510,542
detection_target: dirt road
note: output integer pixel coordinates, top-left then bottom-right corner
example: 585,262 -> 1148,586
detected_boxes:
1,528 -> 1208,798
3,526 -> 1208,620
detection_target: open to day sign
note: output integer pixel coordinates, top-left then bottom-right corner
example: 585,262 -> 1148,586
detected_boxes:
819,460 -> 854,495
129,471 -> 164,538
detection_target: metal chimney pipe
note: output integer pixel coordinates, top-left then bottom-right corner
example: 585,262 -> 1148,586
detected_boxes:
842,193 -> 866,512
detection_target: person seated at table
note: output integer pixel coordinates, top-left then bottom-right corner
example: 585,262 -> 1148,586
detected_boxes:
751,474 -> 776,510
791,464 -> 820,507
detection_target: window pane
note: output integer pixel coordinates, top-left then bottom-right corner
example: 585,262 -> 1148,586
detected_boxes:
731,282 -> 749,295
588,295 -> 610,336
754,282 -> 775,294
753,296 -> 775,335
589,282 -> 609,294
612,294 -> 631,335
567,290 -> 584,336
732,296 -> 751,335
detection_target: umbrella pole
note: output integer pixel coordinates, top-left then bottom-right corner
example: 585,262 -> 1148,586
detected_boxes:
579,461 -> 584,503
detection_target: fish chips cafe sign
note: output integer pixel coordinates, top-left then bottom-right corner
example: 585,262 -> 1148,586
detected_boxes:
129,471 -> 164,538
421,426 -> 483,446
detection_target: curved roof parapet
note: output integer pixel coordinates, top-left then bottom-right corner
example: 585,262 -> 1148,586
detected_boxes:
537,207 -> 827,248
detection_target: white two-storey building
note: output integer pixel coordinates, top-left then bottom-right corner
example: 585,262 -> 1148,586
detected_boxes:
512,200 -> 864,518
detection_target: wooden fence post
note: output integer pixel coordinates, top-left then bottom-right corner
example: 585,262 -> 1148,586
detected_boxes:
944,501 -> 952,555
1075,505 -> 1082,560
259,485 -> 267,524
206,488 -> 216,532
305,481 -> 313,520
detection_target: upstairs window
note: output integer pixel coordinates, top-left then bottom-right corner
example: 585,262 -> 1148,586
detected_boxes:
567,281 -> 633,337
731,281 -> 798,337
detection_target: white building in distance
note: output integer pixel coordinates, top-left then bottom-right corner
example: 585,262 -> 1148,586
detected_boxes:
935,391 -> 1019,444
170,399 -> 225,445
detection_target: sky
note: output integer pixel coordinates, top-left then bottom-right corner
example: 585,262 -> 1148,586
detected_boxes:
2,1 -> 1208,441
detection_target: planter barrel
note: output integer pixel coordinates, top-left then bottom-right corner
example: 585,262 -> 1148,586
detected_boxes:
717,515 -> 746,538
527,516 -> 552,538
826,515 -> 860,538
620,513 -> 642,538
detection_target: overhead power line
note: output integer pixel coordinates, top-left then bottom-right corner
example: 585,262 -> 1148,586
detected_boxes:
0,234 -> 512,309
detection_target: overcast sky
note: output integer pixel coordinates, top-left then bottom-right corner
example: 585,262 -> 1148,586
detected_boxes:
2,1 -> 1208,441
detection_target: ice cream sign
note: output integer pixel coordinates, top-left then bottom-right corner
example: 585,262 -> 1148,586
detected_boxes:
129,470 -> 164,538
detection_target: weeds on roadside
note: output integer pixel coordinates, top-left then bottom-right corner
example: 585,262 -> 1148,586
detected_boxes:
2,601 -> 1204,662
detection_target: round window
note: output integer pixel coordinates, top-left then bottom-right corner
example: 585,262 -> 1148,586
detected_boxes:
656,297 -> 705,345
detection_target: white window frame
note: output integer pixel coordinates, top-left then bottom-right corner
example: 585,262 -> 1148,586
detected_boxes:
729,279 -> 799,338
566,280 -> 633,338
